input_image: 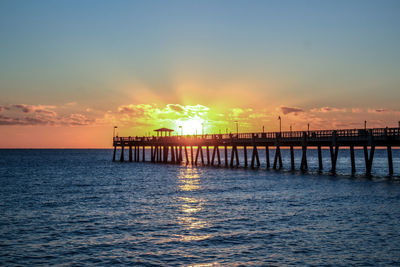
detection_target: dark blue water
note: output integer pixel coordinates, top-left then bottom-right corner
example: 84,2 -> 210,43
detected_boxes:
1,149 -> 400,266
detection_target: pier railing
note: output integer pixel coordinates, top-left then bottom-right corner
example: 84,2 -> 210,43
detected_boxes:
114,127 -> 400,143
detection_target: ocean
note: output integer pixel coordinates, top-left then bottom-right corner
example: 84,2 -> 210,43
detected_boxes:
1,148 -> 400,266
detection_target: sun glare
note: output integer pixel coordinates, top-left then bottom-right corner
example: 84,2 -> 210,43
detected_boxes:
176,117 -> 204,135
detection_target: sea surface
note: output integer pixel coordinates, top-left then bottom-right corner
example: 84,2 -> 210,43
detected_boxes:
1,148 -> 400,266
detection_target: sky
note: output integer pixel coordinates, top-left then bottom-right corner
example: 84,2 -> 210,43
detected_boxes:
0,0 -> 400,148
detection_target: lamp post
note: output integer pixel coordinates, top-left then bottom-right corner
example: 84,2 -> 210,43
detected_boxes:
307,123 -> 310,132
364,120 -> 367,130
113,126 -> 118,138
235,121 -> 239,136
179,125 -> 183,136
278,116 -> 281,133
201,122 -> 204,136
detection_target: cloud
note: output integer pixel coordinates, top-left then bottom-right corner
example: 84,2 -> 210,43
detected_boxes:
280,106 -> 304,115
368,108 -> 388,113
352,108 -> 363,113
12,104 -> 56,114
0,103 -> 94,126
311,106 -> 346,113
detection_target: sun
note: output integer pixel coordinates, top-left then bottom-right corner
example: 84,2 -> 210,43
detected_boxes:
176,117 -> 205,135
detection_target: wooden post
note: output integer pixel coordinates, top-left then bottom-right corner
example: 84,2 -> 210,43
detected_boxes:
290,146 -> 295,170
200,146 -> 204,165
129,146 -> 133,162
150,146 -> 154,162
255,146 -> 260,167
120,145 -> 125,162
300,146 -> 308,170
235,145 -> 240,166
211,146 -> 217,166
206,146 -> 210,165
171,146 -> 175,163
330,146 -> 339,173
230,146 -> 235,167
251,146 -> 260,168
164,146 -> 168,163
225,146 -> 228,167
273,146 -> 282,169
134,146 -> 137,162
318,146 -> 323,171
191,146 -> 194,165
142,145 -> 145,162
388,146 -> 393,175
179,146 -> 183,162
195,146 -> 200,165
185,146 -> 189,164
217,146 -> 221,166
266,146 -> 270,169
113,146 -> 117,162
350,146 -> 355,174
244,146 -> 248,167
364,145 -> 375,176
176,146 -> 180,163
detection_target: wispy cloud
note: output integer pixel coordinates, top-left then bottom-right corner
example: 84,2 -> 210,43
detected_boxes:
311,106 -> 346,113
280,106 -> 304,115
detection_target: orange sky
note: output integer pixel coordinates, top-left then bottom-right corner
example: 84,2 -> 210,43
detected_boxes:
1,1 -> 400,148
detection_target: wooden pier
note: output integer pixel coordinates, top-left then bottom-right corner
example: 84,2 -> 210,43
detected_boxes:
112,127 -> 400,176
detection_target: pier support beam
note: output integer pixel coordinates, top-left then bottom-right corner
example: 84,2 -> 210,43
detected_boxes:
318,146 -> 323,171
300,146 -> 308,171
364,145 -> 375,176
224,146 -> 228,167
217,146 -> 221,166
251,146 -> 260,168
290,146 -> 295,170
184,146 -> 189,165
350,146 -> 356,174
330,146 -> 339,173
211,146 -> 217,166
129,146 -> 133,162
175,146 -> 180,163
171,146 -> 175,163
388,146 -> 393,175
195,146 -> 200,165
230,146 -> 240,167
191,146 -> 194,165
113,146 -> 117,162
206,146 -> 210,165
266,146 -> 270,169
120,145 -> 125,162
244,146 -> 248,167
273,146 -> 282,169
200,146 -> 204,165
142,146 -> 145,162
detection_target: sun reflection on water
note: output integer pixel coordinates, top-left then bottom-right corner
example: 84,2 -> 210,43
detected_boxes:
176,168 -> 211,242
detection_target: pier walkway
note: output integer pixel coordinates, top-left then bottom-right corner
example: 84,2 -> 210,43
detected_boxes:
113,127 -> 400,176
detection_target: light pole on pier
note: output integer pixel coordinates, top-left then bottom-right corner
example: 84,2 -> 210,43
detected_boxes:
278,116 -> 281,133
364,120 -> 367,130
235,121 -> 239,136
113,126 -> 118,138
179,125 -> 183,136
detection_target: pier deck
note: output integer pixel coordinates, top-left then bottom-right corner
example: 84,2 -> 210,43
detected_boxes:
113,127 -> 400,175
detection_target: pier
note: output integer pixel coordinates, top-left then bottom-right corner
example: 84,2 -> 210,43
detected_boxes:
112,127 -> 400,176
